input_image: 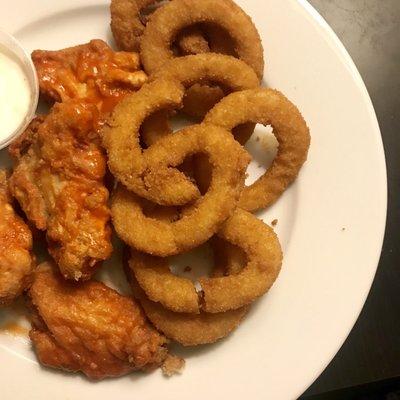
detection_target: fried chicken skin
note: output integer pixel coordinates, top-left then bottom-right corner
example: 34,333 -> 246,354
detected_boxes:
32,39 -> 147,114
28,264 -> 168,379
9,101 -> 112,281
0,170 -> 35,305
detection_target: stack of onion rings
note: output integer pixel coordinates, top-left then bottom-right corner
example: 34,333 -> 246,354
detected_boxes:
125,227 -> 249,347
128,275 -> 249,346
139,0 -> 263,118
110,121 -> 250,256
111,0 -> 251,119
125,208 -> 282,345
104,0 -> 310,350
149,53 -> 259,120
140,0 -> 264,79
127,208 -> 282,312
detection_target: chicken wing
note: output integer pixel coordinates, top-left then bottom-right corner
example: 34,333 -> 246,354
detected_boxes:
32,39 -> 147,115
9,101 -> 112,281
0,170 -> 35,305
28,263 -> 169,379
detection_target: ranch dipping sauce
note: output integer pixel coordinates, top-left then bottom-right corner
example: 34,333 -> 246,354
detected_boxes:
0,47 -> 31,143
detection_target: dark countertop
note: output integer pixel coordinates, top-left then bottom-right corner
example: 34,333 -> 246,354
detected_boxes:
300,0 -> 400,398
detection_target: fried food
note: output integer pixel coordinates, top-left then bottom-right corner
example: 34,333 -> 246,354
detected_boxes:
102,77 -> 250,206
111,124 -> 250,255
111,0 -> 209,54
127,236 -> 245,314
201,88 -> 311,211
0,170 -> 35,306
140,54 -> 258,143
111,0 -> 239,118
140,0 -> 264,79
28,263 -> 168,379
130,251 -> 199,313
102,79 -> 198,205
149,53 -> 260,119
128,208 -> 282,313
128,274 -> 248,346
200,208 -> 282,312
9,102 -> 112,281
32,39 -> 147,114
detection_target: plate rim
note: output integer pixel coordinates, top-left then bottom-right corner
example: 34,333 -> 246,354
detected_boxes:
0,0 -> 388,398
293,0 -> 387,396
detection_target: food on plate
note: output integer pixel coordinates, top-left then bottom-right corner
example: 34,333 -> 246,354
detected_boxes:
129,250 -> 200,313
102,79 -> 195,205
28,263 -> 170,379
0,170 -> 35,306
110,0 -> 229,118
140,54 -> 258,143
149,53 -> 260,119
9,101 -> 112,281
140,0 -> 263,118
200,209 -> 282,312
102,78 -> 250,207
128,273 -> 248,346
200,88 -> 311,211
127,208 -> 282,313
126,247 -> 248,346
0,0 -> 311,380
140,0 -> 264,79
32,39 -> 147,114
111,121 -> 250,256
111,0 -> 209,54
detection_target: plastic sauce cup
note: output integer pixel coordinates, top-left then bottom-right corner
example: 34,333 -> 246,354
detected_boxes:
0,29 -> 38,150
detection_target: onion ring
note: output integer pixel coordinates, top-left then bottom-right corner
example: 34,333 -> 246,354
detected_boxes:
149,53 -> 259,127
111,0 -> 209,54
102,61 -> 256,205
102,79 -> 200,206
111,122 -> 250,256
140,0 -> 264,79
200,88 -> 311,211
129,251 -> 199,313
127,273 -> 248,346
141,54 -> 258,136
127,208 -> 282,312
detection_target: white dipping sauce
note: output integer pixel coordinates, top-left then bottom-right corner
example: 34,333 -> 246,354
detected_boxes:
0,49 -> 31,142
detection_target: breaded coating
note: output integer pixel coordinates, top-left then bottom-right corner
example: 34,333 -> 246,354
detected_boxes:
127,209 -> 282,313
32,39 -> 147,114
127,271 -> 248,346
110,0 -> 209,54
203,88 -> 311,211
9,102 -> 112,281
28,264 -> 168,379
0,170 -> 35,305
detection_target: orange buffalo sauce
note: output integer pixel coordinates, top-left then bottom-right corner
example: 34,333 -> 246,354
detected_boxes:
0,322 -> 29,337
32,39 -> 147,114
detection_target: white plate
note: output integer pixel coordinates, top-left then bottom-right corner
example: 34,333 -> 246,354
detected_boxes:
0,0 -> 387,399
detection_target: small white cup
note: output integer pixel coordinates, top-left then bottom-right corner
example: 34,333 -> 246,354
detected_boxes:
0,29 -> 39,150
